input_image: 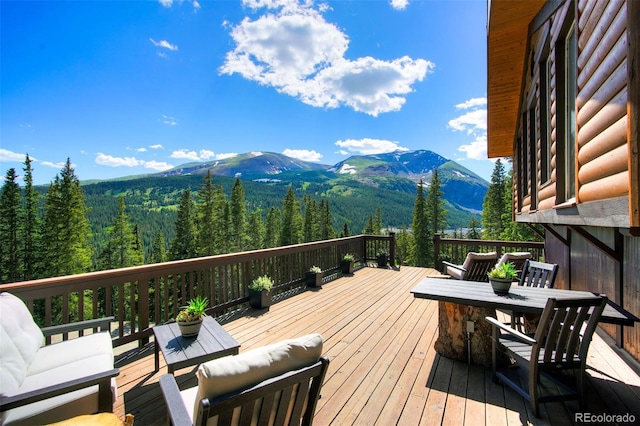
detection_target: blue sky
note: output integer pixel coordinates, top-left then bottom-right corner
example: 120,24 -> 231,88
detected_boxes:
1,0 -> 492,186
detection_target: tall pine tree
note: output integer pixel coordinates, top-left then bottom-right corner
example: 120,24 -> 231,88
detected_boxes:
482,159 -> 506,239
0,168 -> 21,283
41,159 -> 92,276
410,179 -> 429,267
21,155 -> 41,280
169,190 -> 198,260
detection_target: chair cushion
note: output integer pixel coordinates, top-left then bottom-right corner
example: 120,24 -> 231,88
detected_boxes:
193,333 -> 323,420
27,332 -> 114,376
0,293 -> 44,394
497,252 -> 531,265
462,252 -> 497,269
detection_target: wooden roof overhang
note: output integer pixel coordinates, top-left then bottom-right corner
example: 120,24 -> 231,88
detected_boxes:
487,0 -> 546,158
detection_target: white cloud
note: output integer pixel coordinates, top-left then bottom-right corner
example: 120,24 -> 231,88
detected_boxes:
455,97 -> 486,109
150,144 -> 164,150
220,2 -> 432,116
159,0 -> 173,7
0,148 -> 27,162
150,38 -> 178,51
282,149 -> 323,162
449,96 -> 488,161
457,134 -> 487,160
448,108 -> 487,134
192,1 -> 201,12
95,153 -> 173,171
390,0 -> 409,10
162,115 -> 178,126
137,147 -> 147,152
170,149 -> 234,162
335,138 -> 409,155
41,161 -> 67,169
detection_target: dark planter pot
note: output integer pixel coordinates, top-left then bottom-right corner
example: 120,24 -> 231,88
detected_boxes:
341,261 -> 354,275
177,318 -> 203,337
489,278 -> 513,295
249,288 -> 272,309
377,255 -> 388,268
305,272 -> 323,287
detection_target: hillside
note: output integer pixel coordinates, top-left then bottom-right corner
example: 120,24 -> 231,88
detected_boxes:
80,150 -> 487,255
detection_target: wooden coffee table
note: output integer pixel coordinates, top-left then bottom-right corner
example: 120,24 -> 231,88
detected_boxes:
153,316 -> 240,374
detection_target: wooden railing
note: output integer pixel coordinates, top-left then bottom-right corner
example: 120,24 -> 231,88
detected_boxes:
433,233 -> 545,273
0,234 -> 394,348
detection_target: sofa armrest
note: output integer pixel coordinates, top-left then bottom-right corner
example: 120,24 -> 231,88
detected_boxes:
41,316 -> 114,338
159,374 -> 193,426
441,261 -> 467,272
0,368 -> 119,413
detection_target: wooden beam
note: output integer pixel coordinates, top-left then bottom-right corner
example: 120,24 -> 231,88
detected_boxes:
568,225 -> 622,262
628,0 -> 640,227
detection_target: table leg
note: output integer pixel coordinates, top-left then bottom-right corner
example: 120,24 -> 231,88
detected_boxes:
154,338 -> 159,372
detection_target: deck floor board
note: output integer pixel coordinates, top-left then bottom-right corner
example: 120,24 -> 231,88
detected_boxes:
112,266 -> 640,425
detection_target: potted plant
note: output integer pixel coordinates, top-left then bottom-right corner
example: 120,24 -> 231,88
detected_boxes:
341,253 -> 355,274
249,275 -> 273,309
487,262 -> 518,294
376,250 -> 389,268
176,295 -> 208,337
305,266 -> 323,287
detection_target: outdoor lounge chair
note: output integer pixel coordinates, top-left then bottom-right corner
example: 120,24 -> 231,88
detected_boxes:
160,333 -> 329,426
486,296 -> 607,417
495,251 -> 532,273
0,292 -> 119,425
442,251 -> 497,281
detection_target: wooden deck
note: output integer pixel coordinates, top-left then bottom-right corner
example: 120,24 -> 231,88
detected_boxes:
113,266 -> 640,425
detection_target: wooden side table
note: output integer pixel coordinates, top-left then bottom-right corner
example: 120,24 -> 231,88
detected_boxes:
153,316 -> 240,374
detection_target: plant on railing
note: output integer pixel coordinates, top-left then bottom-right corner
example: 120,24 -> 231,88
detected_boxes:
341,253 -> 355,274
176,295 -> 208,337
306,266 -> 323,287
376,250 -> 389,268
249,275 -> 273,309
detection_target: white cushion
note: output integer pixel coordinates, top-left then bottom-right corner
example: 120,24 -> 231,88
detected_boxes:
189,333 -> 323,422
27,332 -> 113,376
461,252 -> 497,269
2,353 -> 115,425
497,252 -> 531,266
0,293 -> 44,394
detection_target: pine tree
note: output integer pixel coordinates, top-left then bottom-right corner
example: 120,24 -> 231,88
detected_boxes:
247,210 -> 265,250
425,169 -> 447,237
21,155 -> 41,280
0,168 -> 21,283
170,189 -> 198,260
230,178 -> 247,252
264,207 -> 281,248
197,171 -> 217,256
410,179 -> 429,267
41,159 -> 93,276
96,196 -> 143,270
280,187 -> 301,246
212,184 -> 229,254
363,215 -> 374,234
482,159 -> 506,239
341,222 -> 350,238
303,196 -> 318,242
319,200 -> 334,240
466,217 -> 482,239
373,206 -> 383,235
150,232 -> 167,264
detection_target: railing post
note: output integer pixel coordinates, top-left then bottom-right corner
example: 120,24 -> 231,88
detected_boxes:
138,278 -> 150,346
389,232 -> 396,267
434,233 -> 441,272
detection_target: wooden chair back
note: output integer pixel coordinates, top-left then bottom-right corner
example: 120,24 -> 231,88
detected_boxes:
196,357 -> 329,426
518,260 -> 558,288
464,257 -> 498,282
533,297 -> 607,369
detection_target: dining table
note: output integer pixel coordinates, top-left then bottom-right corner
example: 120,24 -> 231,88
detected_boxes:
411,277 -> 638,366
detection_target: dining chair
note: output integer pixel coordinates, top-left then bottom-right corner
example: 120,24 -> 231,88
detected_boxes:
486,296 -> 608,417
442,252 -> 497,281
510,260 -> 559,330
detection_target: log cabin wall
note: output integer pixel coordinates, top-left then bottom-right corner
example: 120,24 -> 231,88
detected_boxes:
511,0 -> 640,361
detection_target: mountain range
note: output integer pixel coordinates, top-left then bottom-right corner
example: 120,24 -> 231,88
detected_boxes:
79,150 -> 488,253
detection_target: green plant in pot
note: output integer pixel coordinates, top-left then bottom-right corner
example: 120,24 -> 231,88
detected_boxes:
249,275 -> 273,309
341,253 -> 355,274
176,295 -> 208,337
306,265 -> 323,287
487,262 -> 518,294
376,250 -> 389,268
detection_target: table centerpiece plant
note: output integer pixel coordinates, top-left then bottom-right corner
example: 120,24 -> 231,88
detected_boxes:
487,262 -> 518,295
176,295 -> 208,337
